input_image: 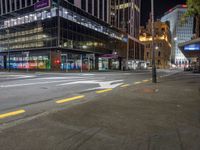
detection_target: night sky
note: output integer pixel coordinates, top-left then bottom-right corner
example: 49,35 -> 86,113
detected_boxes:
141,0 -> 186,26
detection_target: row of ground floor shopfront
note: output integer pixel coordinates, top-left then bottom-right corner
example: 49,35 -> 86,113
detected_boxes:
0,49 -> 147,72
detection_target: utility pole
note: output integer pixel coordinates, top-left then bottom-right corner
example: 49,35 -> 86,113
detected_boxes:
151,0 -> 157,83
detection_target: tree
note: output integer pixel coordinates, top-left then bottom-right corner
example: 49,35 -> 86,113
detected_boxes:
184,0 -> 200,37
186,0 -> 200,16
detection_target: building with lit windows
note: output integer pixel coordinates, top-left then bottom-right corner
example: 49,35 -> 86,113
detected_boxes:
73,0 -> 110,24
0,0 -> 131,71
0,0 -> 145,71
110,0 -> 141,39
178,16 -> 200,72
161,4 -> 194,67
71,0 -> 145,70
109,0 -> 145,70
140,20 -> 171,69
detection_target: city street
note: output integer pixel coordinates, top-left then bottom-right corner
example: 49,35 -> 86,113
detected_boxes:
0,70 -> 200,149
0,0 -> 200,149
0,70 -> 175,121
0,71 -> 172,122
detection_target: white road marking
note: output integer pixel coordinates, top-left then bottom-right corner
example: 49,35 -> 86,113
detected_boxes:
38,77 -> 85,80
184,74 -> 200,76
0,75 -> 34,79
57,80 -> 124,90
81,74 -> 95,76
57,80 -> 100,86
0,79 -> 84,88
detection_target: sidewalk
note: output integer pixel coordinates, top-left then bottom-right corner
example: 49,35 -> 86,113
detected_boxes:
0,72 -> 200,150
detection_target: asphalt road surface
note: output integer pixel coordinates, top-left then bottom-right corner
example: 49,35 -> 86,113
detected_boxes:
0,70 -> 200,150
0,70 -> 178,123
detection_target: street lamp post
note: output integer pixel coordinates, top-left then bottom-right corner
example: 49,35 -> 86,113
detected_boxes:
151,0 -> 157,83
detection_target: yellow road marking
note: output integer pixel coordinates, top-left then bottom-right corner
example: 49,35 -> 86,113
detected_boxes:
56,95 -> 85,104
120,84 -> 130,88
0,109 -> 25,119
96,88 -> 112,94
142,79 -> 149,83
134,81 -> 141,85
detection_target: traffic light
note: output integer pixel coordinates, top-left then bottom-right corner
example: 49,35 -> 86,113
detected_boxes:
54,59 -> 61,64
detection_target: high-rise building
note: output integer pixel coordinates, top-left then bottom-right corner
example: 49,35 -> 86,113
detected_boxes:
178,15 -> 200,72
110,0 -> 141,39
73,0 -> 110,23
109,0 -> 145,70
0,0 -> 144,71
71,0 -> 145,70
0,0 -> 129,71
0,0 -> 39,16
161,4 -> 194,67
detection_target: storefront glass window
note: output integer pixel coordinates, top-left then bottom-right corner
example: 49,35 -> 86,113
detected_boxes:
6,52 -> 50,70
0,56 -> 4,69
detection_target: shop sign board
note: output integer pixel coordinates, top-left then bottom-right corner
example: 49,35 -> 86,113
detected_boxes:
100,54 -> 118,59
34,0 -> 51,11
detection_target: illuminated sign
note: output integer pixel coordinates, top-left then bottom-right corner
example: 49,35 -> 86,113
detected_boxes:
184,44 -> 200,51
34,0 -> 51,11
116,2 -> 131,9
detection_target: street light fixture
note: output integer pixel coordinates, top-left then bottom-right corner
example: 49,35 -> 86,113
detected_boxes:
151,0 -> 157,83
155,46 -> 159,50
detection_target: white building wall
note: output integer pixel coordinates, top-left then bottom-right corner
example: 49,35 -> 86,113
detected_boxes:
161,7 -> 194,66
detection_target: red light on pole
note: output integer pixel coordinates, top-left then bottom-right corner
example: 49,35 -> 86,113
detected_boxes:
54,59 -> 61,64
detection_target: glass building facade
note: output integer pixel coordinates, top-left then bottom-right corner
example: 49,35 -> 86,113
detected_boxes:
161,5 -> 194,67
0,0 -> 131,71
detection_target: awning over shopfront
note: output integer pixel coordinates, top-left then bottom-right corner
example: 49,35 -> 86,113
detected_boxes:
179,38 -> 200,58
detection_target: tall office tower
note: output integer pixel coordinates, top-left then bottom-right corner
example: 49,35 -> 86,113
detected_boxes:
110,0 -> 141,39
73,0 -> 110,23
0,0 -> 129,71
161,5 -> 194,66
0,0 -> 39,16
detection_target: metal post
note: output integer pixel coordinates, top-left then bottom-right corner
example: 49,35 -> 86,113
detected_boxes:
80,54 -> 83,73
151,0 -> 157,83
126,36 -> 129,70
57,0 -> 61,48
6,30 -> 10,72
26,52 -> 29,72
66,53 -> 68,72
88,54 -> 90,72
